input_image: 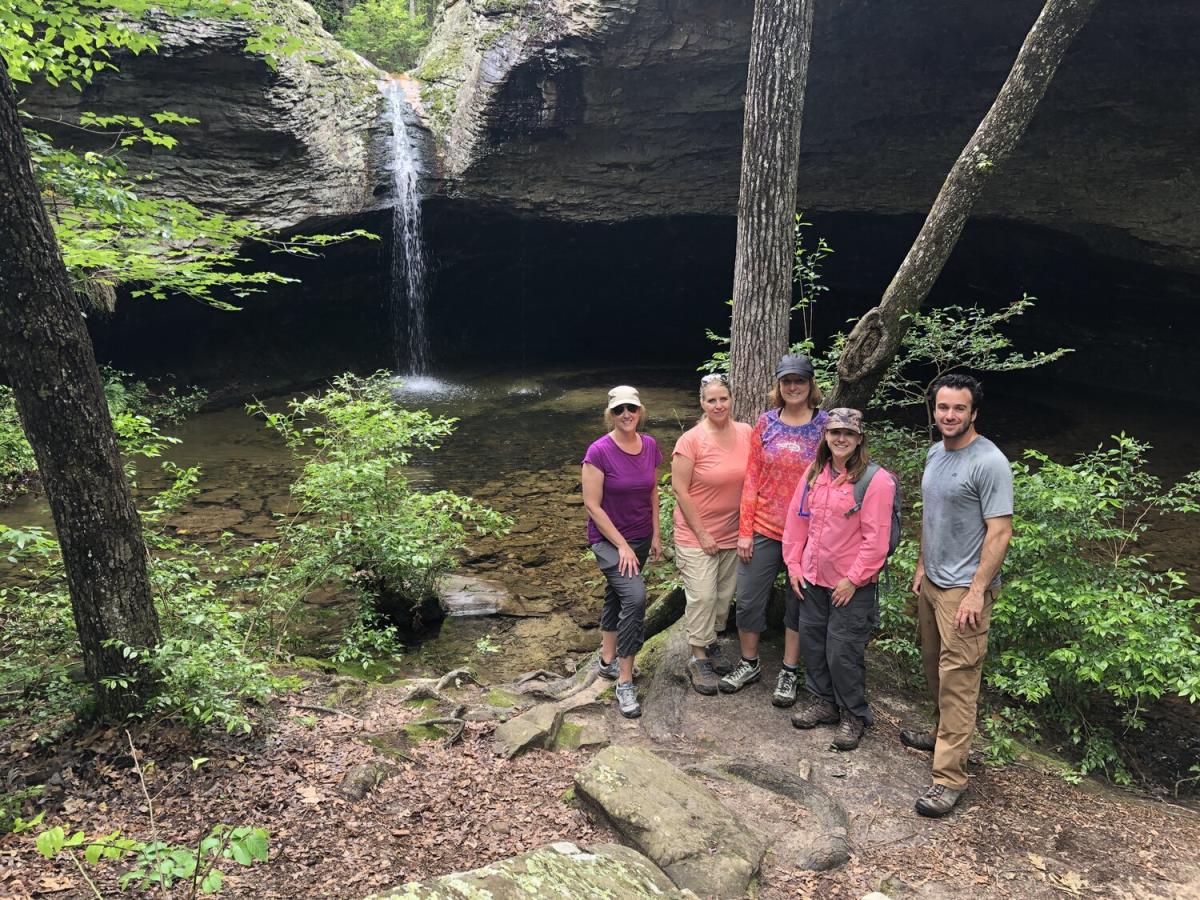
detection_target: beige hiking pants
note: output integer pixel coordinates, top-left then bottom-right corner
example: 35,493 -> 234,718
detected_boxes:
917,580 -> 996,791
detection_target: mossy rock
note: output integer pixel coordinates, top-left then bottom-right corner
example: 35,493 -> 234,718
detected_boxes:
403,721 -> 451,742
552,721 -> 583,750
484,688 -> 525,709
404,698 -> 439,709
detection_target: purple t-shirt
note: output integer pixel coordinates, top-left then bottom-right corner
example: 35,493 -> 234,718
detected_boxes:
582,433 -> 663,545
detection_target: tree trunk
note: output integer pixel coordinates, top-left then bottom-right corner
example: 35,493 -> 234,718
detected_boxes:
728,0 -> 815,424
828,0 -> 1098,411
0,61 -> 160,719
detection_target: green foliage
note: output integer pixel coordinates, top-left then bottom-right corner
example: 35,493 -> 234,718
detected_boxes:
988,436 -> 1200,780
0,386 -> 37,499
336,0 -> 430,71
700,216 -> 831,375
35,821 -> 268,895
0,412 -> 278,735
0,786 -> 44,834
250,372 -> 509,657
28,128 -> 377,309
871,296 -> 1072,424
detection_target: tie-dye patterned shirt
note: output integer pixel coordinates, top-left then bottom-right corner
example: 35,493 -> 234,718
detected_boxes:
738,408 -> 829,542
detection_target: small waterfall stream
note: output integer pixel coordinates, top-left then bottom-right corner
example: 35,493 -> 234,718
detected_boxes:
383,80 -> 431,375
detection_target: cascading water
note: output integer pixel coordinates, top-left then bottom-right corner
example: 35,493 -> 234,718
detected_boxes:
383,79 -> 430,375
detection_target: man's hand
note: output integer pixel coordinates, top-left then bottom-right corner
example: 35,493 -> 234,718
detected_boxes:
698,531 -> 719,555
954,589 -> 986,632
789,574 -> 805,597
910,566 -> 923,596
649,534 -> 662,564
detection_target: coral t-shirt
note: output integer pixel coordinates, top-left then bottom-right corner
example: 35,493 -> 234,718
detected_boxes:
671,421 -> 753,549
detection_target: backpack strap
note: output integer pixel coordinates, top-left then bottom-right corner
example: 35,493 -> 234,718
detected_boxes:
845,462 -> 881,517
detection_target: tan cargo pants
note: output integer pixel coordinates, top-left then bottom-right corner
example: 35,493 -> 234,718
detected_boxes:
917,580 -> 996,791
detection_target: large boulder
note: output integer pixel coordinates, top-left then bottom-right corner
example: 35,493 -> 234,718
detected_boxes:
369,840 -> 689,899
416,0 -> 1200,275
574,745 -> 767,898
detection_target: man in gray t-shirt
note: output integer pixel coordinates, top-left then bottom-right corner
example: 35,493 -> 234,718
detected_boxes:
905,374 -> 1013,818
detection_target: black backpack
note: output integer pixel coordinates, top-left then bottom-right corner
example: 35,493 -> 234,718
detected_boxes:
845,462 -> 901,558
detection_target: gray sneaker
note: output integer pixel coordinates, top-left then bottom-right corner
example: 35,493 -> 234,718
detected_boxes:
771,668 -> 799,707
718,658 -> 761,693
614,681 -> 641,718
595,654 -> 619,681
686,658 -> 720,696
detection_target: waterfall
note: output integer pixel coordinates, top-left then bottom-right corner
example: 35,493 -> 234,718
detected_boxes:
383,80 -> 430,375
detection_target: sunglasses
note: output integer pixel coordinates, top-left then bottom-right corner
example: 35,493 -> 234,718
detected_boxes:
611,404 -> 640,415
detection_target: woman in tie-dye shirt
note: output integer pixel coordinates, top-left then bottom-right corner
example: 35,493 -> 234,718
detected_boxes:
717,354 -> 827,706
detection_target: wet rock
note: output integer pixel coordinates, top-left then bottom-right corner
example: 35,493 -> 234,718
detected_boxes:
266,494 -> 300,517
302,580 -> 357,608
574,746 -> 767,899
337,761 -> 394,801
195,488 -> 240,505
493,703 -> 563,759
369,840 -> 687,899
168,507 -> 246,534
439,573 -> 508,617
498,593 -> 557,617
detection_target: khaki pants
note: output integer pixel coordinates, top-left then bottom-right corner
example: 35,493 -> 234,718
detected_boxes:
675,545 -> 738,648
917,580 -> 996,790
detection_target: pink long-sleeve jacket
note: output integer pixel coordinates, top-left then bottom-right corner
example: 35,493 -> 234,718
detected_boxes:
782,462 -> 896,589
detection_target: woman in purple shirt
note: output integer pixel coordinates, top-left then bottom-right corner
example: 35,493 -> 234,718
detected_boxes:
582,385 -> 663,719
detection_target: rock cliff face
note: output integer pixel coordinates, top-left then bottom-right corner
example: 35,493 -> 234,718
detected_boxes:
22,1 -> 388,233
418,0 -> 1200,274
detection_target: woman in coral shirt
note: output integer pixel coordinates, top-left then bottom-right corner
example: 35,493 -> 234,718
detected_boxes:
671,373 -> 753,695
782,408 -> 896,750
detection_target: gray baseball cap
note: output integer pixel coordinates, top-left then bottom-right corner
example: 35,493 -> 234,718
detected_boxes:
775,354 -> 815,380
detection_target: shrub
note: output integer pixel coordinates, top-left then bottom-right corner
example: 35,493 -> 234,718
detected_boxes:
250,372 -> 509,655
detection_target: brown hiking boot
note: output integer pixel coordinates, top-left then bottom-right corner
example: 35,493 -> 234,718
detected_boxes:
900,728 -> 937,752
915,783 -> 964,818
833,712 -> 865,750
686,657 -> 720,696
790,696 -> 839,729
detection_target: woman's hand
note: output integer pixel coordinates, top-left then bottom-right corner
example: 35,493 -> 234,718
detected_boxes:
737,536 -> 754,563
789,574 -> 806,598
650,534 -> 663,564
617,543 -> 641,577
698,531 -> 719,555
832,576 -> 857,606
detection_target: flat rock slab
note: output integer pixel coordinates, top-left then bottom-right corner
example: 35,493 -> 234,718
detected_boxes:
439,574 -> 509,616
493,703 -> 563,758
574,746 -> 767,899
369,840 -> 689,899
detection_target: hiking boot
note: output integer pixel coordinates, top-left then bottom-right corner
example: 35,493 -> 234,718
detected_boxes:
718,658 -> 762,693
595,654 -> 619,681
614,681 -> 641,718
687,658 -> 720,696
900,728 -> 937,752
790,696 -> 839,729
706,642 -> 733,676
771,668 -> 800,708
833,712 -> 865,750
915,783 -> 964,818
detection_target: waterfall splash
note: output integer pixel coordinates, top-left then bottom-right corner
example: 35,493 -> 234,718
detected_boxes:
383,80 -> 430,375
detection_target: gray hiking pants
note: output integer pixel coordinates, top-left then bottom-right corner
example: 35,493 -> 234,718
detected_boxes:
791,581 -> 879,724
593,537 -> 652,658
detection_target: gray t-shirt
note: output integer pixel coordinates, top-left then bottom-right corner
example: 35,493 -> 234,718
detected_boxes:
921,435 -> 1013,589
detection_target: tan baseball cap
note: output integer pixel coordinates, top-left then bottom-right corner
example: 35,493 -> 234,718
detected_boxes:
607,386 -> 642,409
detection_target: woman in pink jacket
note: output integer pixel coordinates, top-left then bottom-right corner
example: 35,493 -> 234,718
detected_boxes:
782,408 -> 895,750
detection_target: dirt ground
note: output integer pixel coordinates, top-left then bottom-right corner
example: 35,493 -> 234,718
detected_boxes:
2,647 -> 1198,900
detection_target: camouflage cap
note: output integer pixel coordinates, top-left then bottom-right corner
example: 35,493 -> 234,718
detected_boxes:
826,407 -> 864,434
